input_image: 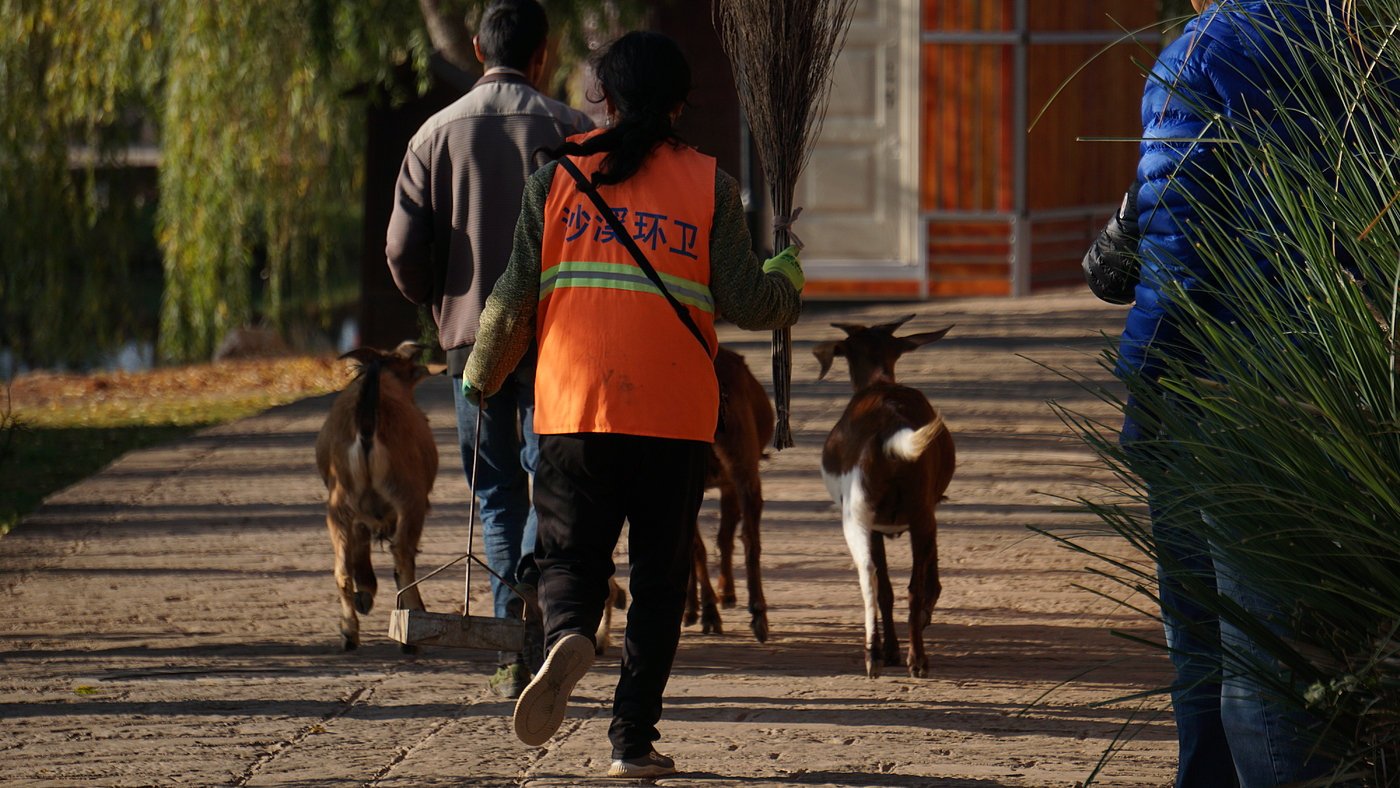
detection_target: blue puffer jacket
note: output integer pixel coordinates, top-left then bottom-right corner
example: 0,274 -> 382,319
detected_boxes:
1117,0 -> 1341,443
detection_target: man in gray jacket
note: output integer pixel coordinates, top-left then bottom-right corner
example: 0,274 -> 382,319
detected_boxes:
386,0 -> 593,698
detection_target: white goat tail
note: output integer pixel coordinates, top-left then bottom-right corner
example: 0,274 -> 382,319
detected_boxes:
883,413 -> 945,461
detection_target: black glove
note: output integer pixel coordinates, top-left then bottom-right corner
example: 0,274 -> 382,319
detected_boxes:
1083,181 -> 1141,305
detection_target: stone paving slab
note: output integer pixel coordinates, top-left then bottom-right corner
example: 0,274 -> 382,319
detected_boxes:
0,292 -> 1176,787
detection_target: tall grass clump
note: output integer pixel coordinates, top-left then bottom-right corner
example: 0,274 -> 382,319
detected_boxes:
1052,3 -> 1400,783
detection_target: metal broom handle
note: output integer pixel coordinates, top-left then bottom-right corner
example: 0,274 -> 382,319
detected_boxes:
464,402 -> 482,615
393,401 -> 514,610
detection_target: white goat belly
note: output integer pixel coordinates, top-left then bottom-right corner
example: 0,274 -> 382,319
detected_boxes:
872,522 -> 909,535
820,467 -> 845,505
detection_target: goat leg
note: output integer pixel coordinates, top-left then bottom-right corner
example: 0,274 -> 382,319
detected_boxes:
716,486 -> 740,608
684,535 -> 702,627
906,514 -> 941,678
689,530 -> 723,634
328,511 -> 366,651
871,531 -> 901,669
350,523 -> 378,618
840,494 -> 883,678
595,577 -> 625,655
597,597 -> 615,655
389,530 -> 426,612
738,481 -> 769,642
389,509 -> 427,655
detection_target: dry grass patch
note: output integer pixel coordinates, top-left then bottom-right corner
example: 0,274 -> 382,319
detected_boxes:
2,356 -> 351,530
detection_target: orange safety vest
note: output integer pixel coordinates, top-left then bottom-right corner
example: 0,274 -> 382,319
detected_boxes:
535,140 -> 719,442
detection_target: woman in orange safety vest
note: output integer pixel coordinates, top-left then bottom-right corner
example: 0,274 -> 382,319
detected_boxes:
464,30 -> 804,779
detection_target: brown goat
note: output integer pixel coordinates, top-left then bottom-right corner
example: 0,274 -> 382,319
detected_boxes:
814,316 -> 955,678
684,346 -> 775,642
315,342 -> 437,652
594,576 -> 628,656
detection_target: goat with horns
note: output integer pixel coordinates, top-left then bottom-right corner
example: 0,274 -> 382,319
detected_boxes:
814,316 -> 955,678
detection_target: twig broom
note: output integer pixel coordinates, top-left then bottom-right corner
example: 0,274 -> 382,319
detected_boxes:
715,0 -> 858,450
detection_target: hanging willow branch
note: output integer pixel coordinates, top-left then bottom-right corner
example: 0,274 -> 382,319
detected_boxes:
715,0 -> 857,450
0,0 -> 648,367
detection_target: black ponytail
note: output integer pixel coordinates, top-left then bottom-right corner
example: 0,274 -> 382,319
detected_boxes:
548,31 -> 692,187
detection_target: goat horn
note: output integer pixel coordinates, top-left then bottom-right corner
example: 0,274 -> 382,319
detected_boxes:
812,340 -> 843,380
872,314 -> 918,334
901,325 -> 955,349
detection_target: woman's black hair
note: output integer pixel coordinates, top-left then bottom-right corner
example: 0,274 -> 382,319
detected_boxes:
548,31 -> 692,187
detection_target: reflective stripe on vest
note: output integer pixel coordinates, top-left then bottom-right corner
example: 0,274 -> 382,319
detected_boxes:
539,261 -> 715,313
534,138 -> 719,442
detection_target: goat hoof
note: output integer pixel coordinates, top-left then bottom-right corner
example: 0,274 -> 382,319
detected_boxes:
400,642 -> 420,656
749,607 -> 769,643
683,608 -> 699,627
721,593 -> 738,609
909,662 -> 928,678
353,590 -> 374,616
701,605 -> 723,635
865,654 -> 883,679
750,617 -> 768,643
340,634 -> 359,652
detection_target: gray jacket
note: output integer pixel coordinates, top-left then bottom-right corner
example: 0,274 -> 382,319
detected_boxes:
386,72 -> 594,373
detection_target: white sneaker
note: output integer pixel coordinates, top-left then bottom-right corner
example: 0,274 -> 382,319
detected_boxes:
512,633 -> 594,746
607,749 -> 677,778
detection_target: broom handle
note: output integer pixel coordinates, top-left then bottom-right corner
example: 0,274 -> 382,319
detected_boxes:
771,227 -> 795,450
465,403 -> 482,615
392,400 -> 512,612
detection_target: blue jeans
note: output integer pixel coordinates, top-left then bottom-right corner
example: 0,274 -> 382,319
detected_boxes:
1214,554 -> 1328,788
1155,513 -> 1238,788
451,345 -> 539,628
1154,507 -> 1328,788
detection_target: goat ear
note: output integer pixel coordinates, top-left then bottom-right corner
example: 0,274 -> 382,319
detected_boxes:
393,341 -> 430,361
338,347 -> 382,367
899,324 -> 954,351
830,322 -> 864,337
872,314 -> 918,334
812,340 -> 845,380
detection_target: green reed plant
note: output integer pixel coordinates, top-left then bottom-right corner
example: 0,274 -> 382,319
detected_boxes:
1052,2 -> 1400,784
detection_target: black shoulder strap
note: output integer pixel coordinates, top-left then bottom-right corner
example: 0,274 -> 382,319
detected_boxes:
555,157 -> 712,357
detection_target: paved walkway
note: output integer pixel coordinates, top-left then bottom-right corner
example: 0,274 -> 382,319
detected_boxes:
0,292 -> 1176,787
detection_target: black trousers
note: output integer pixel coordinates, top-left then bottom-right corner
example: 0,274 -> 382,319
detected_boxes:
533,432 -> 707,760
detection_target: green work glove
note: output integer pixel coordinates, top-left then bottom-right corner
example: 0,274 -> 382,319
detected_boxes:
462,378 -> 486,409
762,245 -> 804,291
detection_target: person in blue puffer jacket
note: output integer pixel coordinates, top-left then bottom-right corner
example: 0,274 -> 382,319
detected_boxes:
1118,1 -> 1345,786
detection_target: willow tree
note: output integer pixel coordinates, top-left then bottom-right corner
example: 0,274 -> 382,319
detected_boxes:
0,0 -> 639,366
